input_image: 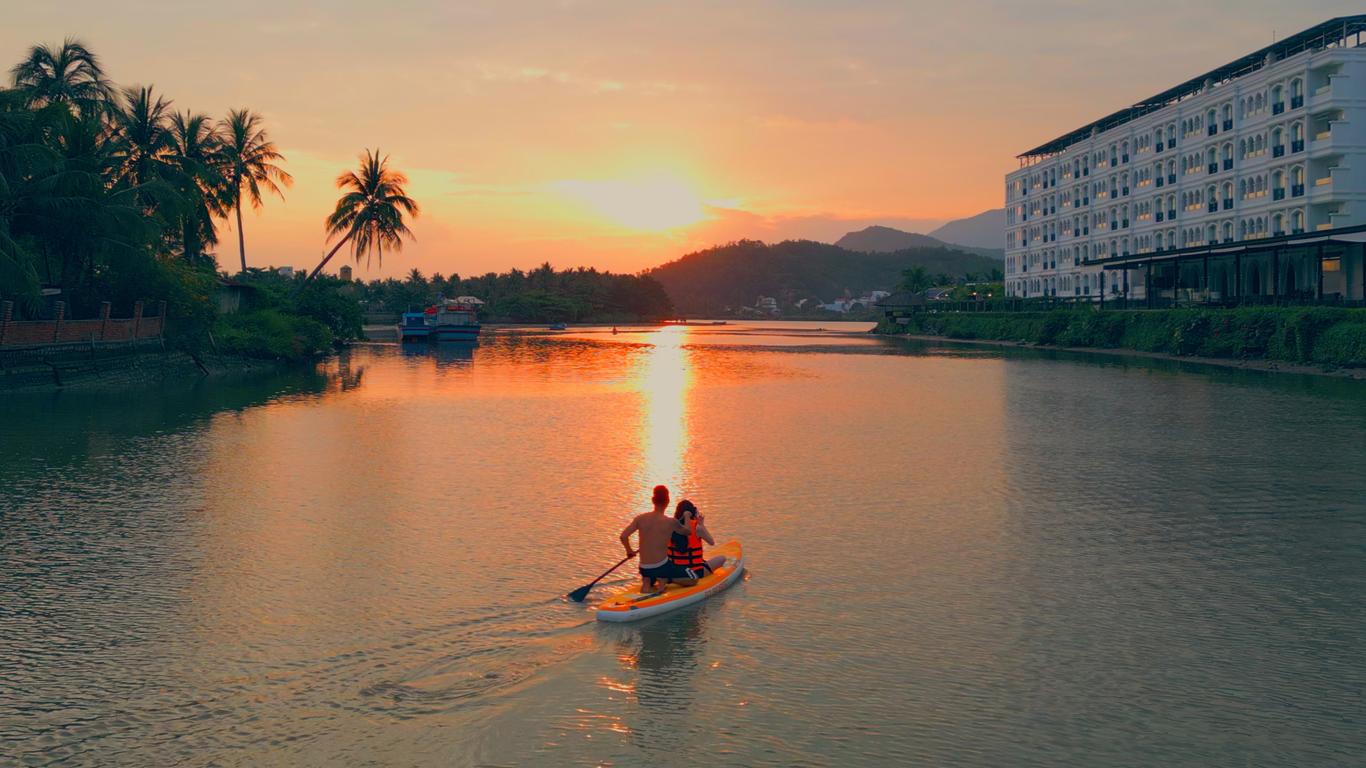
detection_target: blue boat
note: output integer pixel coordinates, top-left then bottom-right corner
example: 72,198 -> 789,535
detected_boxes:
398,312 -> 431,342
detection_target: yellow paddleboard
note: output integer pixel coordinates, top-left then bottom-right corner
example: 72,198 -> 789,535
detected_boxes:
595,540 -> 744,622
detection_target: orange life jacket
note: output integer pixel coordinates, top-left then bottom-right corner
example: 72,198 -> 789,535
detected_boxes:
668,519 -> 705,569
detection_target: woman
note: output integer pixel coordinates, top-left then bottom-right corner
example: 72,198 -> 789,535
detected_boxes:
668,499 -> 727,582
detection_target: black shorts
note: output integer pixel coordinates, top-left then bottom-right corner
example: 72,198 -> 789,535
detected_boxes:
639,561 -> 699,582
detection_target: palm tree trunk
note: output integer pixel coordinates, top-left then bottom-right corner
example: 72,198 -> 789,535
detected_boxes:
300,231 -> 355,288
235,194 -> 246,274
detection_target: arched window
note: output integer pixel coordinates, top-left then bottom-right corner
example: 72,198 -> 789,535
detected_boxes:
1291,78 -> 1303,98
1272,84 -> 1283,104
1292,166 -> 1305,185
1254,93 -> 1264,111
1223,222 -> 1233,241
1223,142 -> 1233,162
1206,108 -> 1216,127
1292,122 -> 1304,141
1273,214 -> 1283,234
1292,210 -> 1304,231
1239,139 -> 1247,157
1207,224 -> 1217,242
1254,135 -> 1264,152
1239,179 -> 1247,197
1239,220 -> 1247,238
1272,127 -> 1283,146
1223,103 -> 1233,122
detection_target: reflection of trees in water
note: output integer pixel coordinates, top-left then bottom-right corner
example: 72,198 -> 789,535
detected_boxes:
615,608 -> 710,755
0,366 -> 332,468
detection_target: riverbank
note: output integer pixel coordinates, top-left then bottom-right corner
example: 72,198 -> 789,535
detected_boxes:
0,341 -> 292,391
876,307 -> 1366,374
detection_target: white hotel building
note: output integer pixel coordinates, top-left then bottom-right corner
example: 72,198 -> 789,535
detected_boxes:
1005,17 -> 1366,305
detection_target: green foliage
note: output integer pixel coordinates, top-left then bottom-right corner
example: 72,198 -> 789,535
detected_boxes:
214,308 -> 332,360
899,266 -> 930,293
223,270 -> 363,354
354,262 -> 674,323
883,306 -> 1366,367
1311,322 -> 1366,366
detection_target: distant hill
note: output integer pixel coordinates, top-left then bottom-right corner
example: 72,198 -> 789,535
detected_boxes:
648,239 -> 1001,316
835,224 -> 1002,260
926,208 -> 1006,250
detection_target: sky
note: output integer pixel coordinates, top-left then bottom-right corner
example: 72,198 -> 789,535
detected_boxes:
2,0 -> 1361,279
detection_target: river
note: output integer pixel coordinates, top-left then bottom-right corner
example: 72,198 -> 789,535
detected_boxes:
2,321 -> 1364,767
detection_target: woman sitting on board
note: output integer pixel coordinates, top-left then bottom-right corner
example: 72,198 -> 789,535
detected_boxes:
669,500 -> 727,583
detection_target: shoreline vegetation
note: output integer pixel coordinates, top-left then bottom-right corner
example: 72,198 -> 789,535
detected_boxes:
875,306 -> 1366,372
0,39 -> 673,370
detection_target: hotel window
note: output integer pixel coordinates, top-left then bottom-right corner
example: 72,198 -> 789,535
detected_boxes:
1292,210 -> 1304,232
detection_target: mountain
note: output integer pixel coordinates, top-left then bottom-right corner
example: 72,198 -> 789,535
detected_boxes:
834,226 -> 946,253
835,223 -> 1002,260
648,239 -> 1001,316
926,208 -> 1006,250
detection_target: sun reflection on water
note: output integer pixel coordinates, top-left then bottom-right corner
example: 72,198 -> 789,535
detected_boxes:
633,325 -> 692,492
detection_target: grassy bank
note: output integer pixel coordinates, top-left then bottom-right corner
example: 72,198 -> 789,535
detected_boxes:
877,307 -> 1366,367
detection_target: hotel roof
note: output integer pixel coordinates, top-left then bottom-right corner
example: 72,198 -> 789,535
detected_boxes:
1017,16 -> 1366,160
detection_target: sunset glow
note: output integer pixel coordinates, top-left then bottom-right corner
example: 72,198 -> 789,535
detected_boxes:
0,1 -> 1348,278
553,174 -> 712,233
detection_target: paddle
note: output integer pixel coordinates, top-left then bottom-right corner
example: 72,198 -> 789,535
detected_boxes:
568,553 -> 636,602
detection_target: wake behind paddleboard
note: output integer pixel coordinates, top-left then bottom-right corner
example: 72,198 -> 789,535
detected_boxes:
594,540 -> 744,622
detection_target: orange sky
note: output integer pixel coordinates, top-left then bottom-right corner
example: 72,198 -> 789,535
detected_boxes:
3,1 -> 1357,278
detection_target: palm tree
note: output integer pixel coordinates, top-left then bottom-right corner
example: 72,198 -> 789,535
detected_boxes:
219,108 -> 291,273
168,111 -> 228,264
9,37 -> 112,116
108,86 -> 175,190
899,265 -> 931,294
303,149 -> 418,285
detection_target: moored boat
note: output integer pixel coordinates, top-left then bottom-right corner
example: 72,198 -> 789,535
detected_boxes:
424,297 -> 483,342
397,312 -> 431,342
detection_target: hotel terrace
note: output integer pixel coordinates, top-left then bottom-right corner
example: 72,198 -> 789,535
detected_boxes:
1005,17 -> 1366,306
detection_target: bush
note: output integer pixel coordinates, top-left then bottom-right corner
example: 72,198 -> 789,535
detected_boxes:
1311,322 -> 1366,367
879,306 -> 1366,367
213,309 -> 333,360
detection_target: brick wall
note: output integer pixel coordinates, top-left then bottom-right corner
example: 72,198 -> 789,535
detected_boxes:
0,300 -> 167,349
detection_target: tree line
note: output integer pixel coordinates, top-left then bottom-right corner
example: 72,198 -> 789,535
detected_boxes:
0,38 -> 419,341
354,263 -> 675,323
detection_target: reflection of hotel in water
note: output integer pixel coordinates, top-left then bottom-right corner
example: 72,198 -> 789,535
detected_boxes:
1005,17 -> 1366,305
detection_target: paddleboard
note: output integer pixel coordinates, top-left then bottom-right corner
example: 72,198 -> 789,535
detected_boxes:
595,540 -> 744,622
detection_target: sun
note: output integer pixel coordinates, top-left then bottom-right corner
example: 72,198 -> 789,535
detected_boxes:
554,173 -> 712,232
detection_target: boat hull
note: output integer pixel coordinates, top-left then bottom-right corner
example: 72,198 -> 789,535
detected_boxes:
429,324 -> 481,342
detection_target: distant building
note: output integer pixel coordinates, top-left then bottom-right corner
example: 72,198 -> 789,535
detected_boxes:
1006,17 -> 1366,304
754,296 -> 779,316
276,266 -> 294,278
339,265 -> 353,282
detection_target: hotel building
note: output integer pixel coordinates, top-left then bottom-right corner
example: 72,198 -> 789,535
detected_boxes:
1005,17 -> 1366,305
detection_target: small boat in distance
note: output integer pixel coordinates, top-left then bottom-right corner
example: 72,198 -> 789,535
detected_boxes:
549,322 -> 567,331
396,296 -> 483,343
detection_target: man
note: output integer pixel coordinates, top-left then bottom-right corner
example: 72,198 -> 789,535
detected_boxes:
620,485 -> 696,594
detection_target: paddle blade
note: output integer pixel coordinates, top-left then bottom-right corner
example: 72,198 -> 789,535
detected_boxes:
567,584 -> 592,602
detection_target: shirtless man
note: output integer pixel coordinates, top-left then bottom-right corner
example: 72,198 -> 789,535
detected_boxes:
619,485 -> 694,594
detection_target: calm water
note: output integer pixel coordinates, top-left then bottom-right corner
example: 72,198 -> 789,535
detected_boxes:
2,322 -> 1364,767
